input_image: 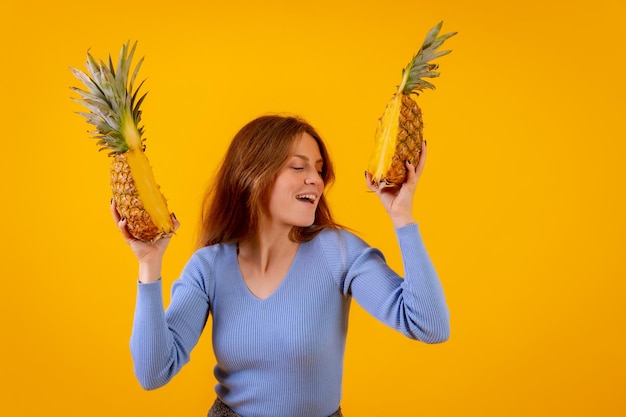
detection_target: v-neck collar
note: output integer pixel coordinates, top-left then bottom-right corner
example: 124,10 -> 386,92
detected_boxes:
232,242 -> 303,301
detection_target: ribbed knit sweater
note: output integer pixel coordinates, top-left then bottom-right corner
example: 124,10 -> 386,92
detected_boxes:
130,223 -> 449,417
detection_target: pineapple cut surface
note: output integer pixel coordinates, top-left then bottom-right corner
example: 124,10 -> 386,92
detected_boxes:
123,150 -> 173,233
368,94 -> 402,181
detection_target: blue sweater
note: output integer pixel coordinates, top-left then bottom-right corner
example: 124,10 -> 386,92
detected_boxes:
131,223 -> 449,417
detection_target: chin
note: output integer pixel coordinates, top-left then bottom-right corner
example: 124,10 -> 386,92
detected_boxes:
293,217 -> 316,228
296,221 -> 315,228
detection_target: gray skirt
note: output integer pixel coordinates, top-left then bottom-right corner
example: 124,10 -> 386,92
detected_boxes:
208,398 -> 343,417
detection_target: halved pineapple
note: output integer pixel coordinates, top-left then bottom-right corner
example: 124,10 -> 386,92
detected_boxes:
368,22 -> 457,187
71,41 -> 174,242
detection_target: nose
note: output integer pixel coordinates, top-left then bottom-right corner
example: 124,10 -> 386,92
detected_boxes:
304,169 -> 323,185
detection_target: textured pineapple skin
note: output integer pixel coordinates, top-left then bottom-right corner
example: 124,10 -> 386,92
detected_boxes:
110,154 -> 167,242
383,94 -> 423,186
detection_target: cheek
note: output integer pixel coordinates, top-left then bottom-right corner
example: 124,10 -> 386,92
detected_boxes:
267,181 -> 290,207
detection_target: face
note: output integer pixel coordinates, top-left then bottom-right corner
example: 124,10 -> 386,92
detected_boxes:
265,132 -> 325,232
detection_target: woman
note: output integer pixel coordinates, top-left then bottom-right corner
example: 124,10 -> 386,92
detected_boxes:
112,115 -> 449,417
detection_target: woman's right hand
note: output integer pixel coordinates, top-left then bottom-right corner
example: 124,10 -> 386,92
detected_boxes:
111,200 -> 180,283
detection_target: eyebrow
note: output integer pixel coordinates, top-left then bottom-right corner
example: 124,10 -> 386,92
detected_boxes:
293,154 -> 324,165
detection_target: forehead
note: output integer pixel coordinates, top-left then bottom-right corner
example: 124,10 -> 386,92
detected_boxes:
289,132 -> 323,161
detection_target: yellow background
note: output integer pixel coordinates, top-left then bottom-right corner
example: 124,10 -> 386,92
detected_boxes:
2,0 -> 625,415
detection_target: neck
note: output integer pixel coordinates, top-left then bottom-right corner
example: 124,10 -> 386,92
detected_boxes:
238,224 -> 298,274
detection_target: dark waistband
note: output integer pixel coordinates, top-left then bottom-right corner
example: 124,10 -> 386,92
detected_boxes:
208,398 -> 343,417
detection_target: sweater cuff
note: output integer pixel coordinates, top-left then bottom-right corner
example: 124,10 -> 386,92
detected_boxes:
133,278 -> 167,336
395,222 -> 419,235
136,278 -> 164,310
137,277 -> 162,285
395,222 -> 426,252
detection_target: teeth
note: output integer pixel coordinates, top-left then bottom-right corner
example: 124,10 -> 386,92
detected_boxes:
296,194 -> 316,202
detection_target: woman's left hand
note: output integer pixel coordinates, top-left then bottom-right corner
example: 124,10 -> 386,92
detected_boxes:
365,141 -> 427,228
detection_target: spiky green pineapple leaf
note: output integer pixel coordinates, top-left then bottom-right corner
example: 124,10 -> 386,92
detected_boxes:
71,41 -> 148,154
129,56 -> 145,98
401,21 -> 457,94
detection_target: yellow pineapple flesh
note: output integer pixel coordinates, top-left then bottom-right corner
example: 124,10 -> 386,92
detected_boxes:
368,21 -> 456,187
71,42 -> 174,242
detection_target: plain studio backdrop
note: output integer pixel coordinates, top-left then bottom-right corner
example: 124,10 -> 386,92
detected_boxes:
1,0 -> 624,415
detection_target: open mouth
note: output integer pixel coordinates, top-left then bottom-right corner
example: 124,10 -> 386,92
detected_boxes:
296,194 -> 317,204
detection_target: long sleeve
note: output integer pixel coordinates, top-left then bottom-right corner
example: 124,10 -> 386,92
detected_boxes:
130,251 -> 213,390
334,223 -> 450,343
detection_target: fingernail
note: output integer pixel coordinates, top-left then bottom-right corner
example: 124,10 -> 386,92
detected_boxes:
407,160 -> 412,165
172,213 -> 177,219
424,140 -> 428,147
364,171 -> 368,178
120,217 -> 126,222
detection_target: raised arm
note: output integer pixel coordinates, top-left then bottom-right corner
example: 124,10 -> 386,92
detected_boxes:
112,201 -> 208,389
350,142 -> 449,342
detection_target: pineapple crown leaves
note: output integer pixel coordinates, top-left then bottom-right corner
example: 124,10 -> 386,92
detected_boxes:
70,41 -> 148,155
401,21 -> 457,94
